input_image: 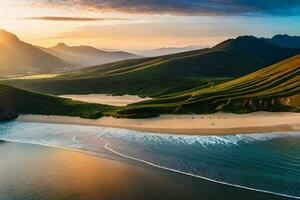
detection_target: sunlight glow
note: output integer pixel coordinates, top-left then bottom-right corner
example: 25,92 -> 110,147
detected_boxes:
0,0 -> 299,50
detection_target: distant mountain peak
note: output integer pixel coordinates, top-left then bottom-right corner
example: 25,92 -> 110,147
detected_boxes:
134,45 -> 205,57
40,41 -> 141,67
52,43 -> 99,51
272,34 -> 293,39
212,35 -> 265,50
54,42 -> 70,48
235,35 -> 258,41
261,34 -> 300,48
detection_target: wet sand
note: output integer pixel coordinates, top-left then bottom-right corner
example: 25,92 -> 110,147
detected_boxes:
0,141 -> 292,200
18,112 -> 300,135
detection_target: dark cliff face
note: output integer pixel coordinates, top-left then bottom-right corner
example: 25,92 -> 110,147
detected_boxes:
0,107 -> 18,121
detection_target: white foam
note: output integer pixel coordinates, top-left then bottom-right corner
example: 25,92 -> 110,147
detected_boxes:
2,121 -> 299,147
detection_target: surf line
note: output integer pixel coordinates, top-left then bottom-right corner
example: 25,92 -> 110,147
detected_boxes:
104,143 -> 300,200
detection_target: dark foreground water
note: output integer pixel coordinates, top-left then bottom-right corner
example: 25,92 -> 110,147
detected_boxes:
0,121 -> 299,200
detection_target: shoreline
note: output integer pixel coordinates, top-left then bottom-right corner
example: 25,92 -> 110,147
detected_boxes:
17,112 -> 300,135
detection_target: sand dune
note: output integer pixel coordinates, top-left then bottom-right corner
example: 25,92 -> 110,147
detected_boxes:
17,112 -> 300,135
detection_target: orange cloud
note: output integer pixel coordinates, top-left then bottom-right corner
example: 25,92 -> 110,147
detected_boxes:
31,0 -> 300,16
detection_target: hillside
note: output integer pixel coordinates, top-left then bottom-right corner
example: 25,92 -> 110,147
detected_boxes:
0,29 -> 70,75
0,55 -> 299,120
0,85 -> 114,119
262,34 -> 300,48
2,35 -> 300,97
38,43 -> 141,68
110,55 -> 300,118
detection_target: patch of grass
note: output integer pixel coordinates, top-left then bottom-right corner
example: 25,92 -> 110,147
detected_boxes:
0,85 -> 115,119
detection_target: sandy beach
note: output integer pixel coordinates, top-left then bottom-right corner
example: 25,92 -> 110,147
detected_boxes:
60,94 -> 151,106
17,112 -> 300,135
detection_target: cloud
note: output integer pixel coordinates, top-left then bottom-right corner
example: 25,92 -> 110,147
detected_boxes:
47,22 -> 248,42
43,22 -> 232,49
20,16 -> 129,21
31,0 -> 300,16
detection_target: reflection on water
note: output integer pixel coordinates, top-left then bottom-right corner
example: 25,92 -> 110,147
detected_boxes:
0,121 -> 300,200
0,142 -> 185,200
0,142 -> 289,200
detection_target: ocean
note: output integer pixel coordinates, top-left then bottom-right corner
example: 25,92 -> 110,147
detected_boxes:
0,121 -> 299,199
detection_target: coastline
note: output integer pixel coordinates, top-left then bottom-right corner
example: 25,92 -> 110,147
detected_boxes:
17,112 -> 300,135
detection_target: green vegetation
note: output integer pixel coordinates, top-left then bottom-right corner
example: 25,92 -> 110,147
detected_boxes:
0,85 -> 115,119
2,36 -> 299,98
109,55 -> 300,118
0,55 -> 299,120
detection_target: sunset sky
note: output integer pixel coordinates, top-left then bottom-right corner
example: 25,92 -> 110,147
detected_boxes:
0,0 -> 300,50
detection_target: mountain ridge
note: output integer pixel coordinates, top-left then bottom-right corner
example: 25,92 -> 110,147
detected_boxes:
38,42 -> 141,68
0,29 -> 70,75
3,35 -> 300,97
262,34 -> 300,48
133,46 -> 205,57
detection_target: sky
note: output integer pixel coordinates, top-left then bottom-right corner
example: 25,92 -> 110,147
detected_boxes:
0,0 -> 300,50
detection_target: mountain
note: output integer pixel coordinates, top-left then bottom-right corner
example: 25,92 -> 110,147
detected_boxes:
38,43 -> 141,68
2,35 -> 300,97
0,29 -> 70,75
262,34 -> 300,48
111,55 -> 300,118
0,84 -> 114,121
134,46 -> 205,57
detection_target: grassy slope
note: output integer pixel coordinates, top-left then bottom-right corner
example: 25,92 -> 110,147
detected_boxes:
0,85 -> 115,119
0,55 -> 299,120
110,55 -> 300,118
2,36 -> 299,98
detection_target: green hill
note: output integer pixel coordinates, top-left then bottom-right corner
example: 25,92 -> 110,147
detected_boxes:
2,36 -> 300,97
110,55 -> 300,118
0,55 -> 299,120
0,85 -> 114,119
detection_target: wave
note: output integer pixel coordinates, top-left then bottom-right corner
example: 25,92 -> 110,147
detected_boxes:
104,142 -> 300,200
1,121 -> 300,199
2,136 -> 299,199
1,121 -> 299,146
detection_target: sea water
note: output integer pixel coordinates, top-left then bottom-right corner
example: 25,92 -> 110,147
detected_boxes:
0,121 -> 299,199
